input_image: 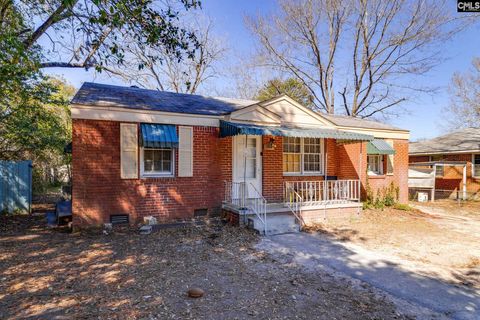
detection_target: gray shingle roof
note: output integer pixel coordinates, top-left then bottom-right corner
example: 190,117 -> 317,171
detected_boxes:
72,82 -> 407,133
72,82 -> 256,116
410,127 -> 480,154
320,113 -> 405,131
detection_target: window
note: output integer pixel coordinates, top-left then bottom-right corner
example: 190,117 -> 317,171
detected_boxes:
473,154 -> 480,178
430,155 -> 444,177
283,137 -> 324,175
142,148 -> 174,176
283,137 -> 301,173
245,137 -> 257,178
367,155 -> 384,175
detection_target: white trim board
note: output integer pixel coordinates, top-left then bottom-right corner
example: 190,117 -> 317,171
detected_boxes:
72,104 -> 220,127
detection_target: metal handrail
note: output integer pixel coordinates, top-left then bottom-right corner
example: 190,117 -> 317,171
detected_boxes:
224,181 -> 246,207
285,186 -> 305,228
248,183 -> 268,235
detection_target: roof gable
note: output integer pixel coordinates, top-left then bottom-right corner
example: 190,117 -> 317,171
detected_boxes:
258,95 -> 335,128
227,104 -> 281,125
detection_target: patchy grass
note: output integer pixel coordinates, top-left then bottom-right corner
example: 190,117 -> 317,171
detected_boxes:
393,203 -> 412,211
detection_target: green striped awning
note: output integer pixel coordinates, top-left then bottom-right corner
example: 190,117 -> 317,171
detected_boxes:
140,123 -> 178,148
367,139 -> 395,155
219,120 -> 373,141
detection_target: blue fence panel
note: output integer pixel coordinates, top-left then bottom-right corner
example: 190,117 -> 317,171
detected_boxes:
0,161 -> 32,214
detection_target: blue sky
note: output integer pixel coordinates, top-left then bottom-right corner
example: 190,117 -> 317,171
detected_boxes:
45,0 -> 480,141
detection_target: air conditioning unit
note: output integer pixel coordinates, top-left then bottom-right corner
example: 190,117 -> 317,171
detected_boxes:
418,192 -> 429,202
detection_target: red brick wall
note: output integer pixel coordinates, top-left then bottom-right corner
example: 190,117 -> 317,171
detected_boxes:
261,137 -> 409,204
73,119 -> 410,227
366,140 -> 409,203
261,137 -> 339,202
410,153 -> 480,194
72,119 -> 225,227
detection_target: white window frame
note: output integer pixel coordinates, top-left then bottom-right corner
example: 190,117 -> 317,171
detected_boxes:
367,155 -> 384,176
429,155 -> 444,177
140,147 -> 175,178
473,154 -> 480,178
283,137 -> 324,176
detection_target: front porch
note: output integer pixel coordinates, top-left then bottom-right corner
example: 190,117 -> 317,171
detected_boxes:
223,179 -> 362,235
218,120 -> 380,235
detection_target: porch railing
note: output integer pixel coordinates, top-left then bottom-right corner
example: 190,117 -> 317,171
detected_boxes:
248,183 -> 268,235
224,181 -> 246,207
284,180 -> 360,205
285,185 -> 305,228
224,181 -> 268,235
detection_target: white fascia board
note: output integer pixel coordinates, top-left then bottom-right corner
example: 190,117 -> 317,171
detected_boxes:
338,126 -> 410,140
71,104 -> 221,127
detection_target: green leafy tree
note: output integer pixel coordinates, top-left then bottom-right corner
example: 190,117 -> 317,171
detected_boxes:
2,0 -> 201,71
255,78 -> 315,108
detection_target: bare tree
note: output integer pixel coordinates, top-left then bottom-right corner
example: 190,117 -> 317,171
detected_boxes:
444,58 -> 480,129
110,16 -> 227,94
246,0 -> 475,118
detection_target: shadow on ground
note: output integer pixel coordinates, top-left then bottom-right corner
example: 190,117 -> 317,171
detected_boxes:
259,232 -> 480,320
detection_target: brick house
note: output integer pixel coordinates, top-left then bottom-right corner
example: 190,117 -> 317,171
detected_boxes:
71,82 -> 410,230
409,128 -> 480,199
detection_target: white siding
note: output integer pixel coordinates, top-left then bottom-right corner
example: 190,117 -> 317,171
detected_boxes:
178,126 -> 193,177
120,123 -> 138,179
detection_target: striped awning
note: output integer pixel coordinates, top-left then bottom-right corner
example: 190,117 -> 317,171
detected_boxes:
219,120 -> 373,141
140,124 -> 178,148
367,139 -> 395,155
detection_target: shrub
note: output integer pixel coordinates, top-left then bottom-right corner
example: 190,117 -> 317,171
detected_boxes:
363,182 -> 399,210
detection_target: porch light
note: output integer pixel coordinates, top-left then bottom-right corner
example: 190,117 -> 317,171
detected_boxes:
265,137 -> 276,150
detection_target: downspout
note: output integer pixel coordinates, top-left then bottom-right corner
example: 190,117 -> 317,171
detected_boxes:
358,142 -> 362,214
323,142 -> 328,220
243,134 -> 247,209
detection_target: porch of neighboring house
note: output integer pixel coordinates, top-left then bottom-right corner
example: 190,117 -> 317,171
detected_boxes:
218,121 -> 374,235
408,161 -> 468,202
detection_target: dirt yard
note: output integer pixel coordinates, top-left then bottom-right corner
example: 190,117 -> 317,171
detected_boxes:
0,214 -> 409,320
309,201 -> 480,289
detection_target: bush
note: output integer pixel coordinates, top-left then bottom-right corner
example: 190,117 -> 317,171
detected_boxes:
363,182 -> 399,210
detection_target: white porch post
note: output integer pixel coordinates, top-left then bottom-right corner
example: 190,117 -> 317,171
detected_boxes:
431,164 -> 436,203
358,142 -> 362,214
323,147 -> 328,219
463,164 -> 467,200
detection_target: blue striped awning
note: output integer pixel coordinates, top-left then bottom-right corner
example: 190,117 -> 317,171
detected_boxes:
140,124 -> 178,148
367,139 -> 395,155
219,120 -> 373,141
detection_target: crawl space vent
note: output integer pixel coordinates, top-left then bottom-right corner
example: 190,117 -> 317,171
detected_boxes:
110,214 -> 129,225
194,209 -> 208,217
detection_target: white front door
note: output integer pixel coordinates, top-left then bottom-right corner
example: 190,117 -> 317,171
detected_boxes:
233,135 -> 262,198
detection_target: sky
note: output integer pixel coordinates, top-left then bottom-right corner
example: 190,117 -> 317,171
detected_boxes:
45,0 -> 480,141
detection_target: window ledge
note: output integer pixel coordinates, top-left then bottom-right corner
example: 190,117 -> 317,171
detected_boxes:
141,174 -> 175,179
368,174 -> 386,179
283,173 -> 325,177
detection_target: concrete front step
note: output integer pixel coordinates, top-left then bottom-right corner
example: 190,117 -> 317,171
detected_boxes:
247,212 -> 300,235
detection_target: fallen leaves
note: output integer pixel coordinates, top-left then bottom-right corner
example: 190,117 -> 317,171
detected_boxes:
0,214 -> 407,319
